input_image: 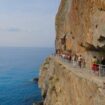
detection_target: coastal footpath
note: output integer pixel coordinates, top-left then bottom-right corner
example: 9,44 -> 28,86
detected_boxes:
39,56 -> 105,105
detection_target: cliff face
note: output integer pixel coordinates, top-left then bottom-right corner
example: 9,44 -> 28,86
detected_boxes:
38,1 -> 105,105
55,0 -> 105,57
39,57 -> 105,105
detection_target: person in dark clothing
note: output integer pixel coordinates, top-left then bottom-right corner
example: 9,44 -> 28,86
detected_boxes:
101,57 -> 105,65
100,57 -> 105,76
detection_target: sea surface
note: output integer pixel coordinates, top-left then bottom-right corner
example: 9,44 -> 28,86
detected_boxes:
0,47 -> 54,105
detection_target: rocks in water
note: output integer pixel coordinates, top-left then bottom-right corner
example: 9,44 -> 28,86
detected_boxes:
33,77 -> 39,83
33,101 -> 43,105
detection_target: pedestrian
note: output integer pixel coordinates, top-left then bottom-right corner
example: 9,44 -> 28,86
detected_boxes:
101,57 -> 105,65
78,55 -> 82,68
92,56 -> 98,72
72,54 -> 77,67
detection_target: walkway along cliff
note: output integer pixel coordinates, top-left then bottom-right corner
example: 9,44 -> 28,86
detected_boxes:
38,0 -> 105,105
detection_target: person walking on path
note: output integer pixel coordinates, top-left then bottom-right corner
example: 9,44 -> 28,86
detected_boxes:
72,54 -> 77,67
78,55 -> 82,68
92,56 -> 99,73
100,57 -> 105,71
101,57 -> 105,65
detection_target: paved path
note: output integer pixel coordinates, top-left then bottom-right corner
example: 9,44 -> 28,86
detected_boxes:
48,55 -> 105,87
55,56 -> 93,73
53,56 -> 105,80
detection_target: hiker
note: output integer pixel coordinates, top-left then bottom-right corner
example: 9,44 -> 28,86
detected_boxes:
68,50 -> 72,62
100,57 -> 105,69
72,54 -> 77,67
78,55 -> 82,68
101,57 -> 105,65
68,53 -> 72,62
92,56 -> 99,72
61,53 -> 65,58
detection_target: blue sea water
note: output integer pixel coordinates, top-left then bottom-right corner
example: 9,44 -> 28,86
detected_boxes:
0,47 -> 54,105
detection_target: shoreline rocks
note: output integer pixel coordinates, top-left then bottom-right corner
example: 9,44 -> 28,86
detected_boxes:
33,77 -> 39,83
33,101 -> 43,105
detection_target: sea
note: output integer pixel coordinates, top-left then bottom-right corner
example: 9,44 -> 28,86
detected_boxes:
0,47 -> 54,105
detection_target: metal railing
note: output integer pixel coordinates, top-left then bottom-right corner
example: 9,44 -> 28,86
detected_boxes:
54,55 -> 105,77
99,65 -> 105,77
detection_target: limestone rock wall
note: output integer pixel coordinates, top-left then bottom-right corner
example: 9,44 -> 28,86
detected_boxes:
39,57 -> 105,105
55,0 -> 105,56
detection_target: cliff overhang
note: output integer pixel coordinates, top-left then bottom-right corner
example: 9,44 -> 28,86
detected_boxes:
55,0 -> 105,58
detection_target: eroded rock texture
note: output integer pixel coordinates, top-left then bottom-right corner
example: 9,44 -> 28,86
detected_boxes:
39,57 -> 105,105
55,0 -> 105,56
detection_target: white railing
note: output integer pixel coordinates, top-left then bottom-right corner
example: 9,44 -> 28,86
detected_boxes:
99,65 -> 105,77
54,55 -> 105,77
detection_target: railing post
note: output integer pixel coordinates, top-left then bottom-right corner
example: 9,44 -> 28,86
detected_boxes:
99,64 -> 105,77
103,65 -> 105,76
99,65 -> 101,77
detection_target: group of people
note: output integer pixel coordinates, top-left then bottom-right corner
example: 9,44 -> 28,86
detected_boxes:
56,51 -> 85,68
56,50 -> 105,76
92,56 -> 105,73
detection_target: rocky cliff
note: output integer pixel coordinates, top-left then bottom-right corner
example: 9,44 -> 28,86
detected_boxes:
38,0 -> 105,105
55,0 -> 105,64
39,56 -> 105,105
